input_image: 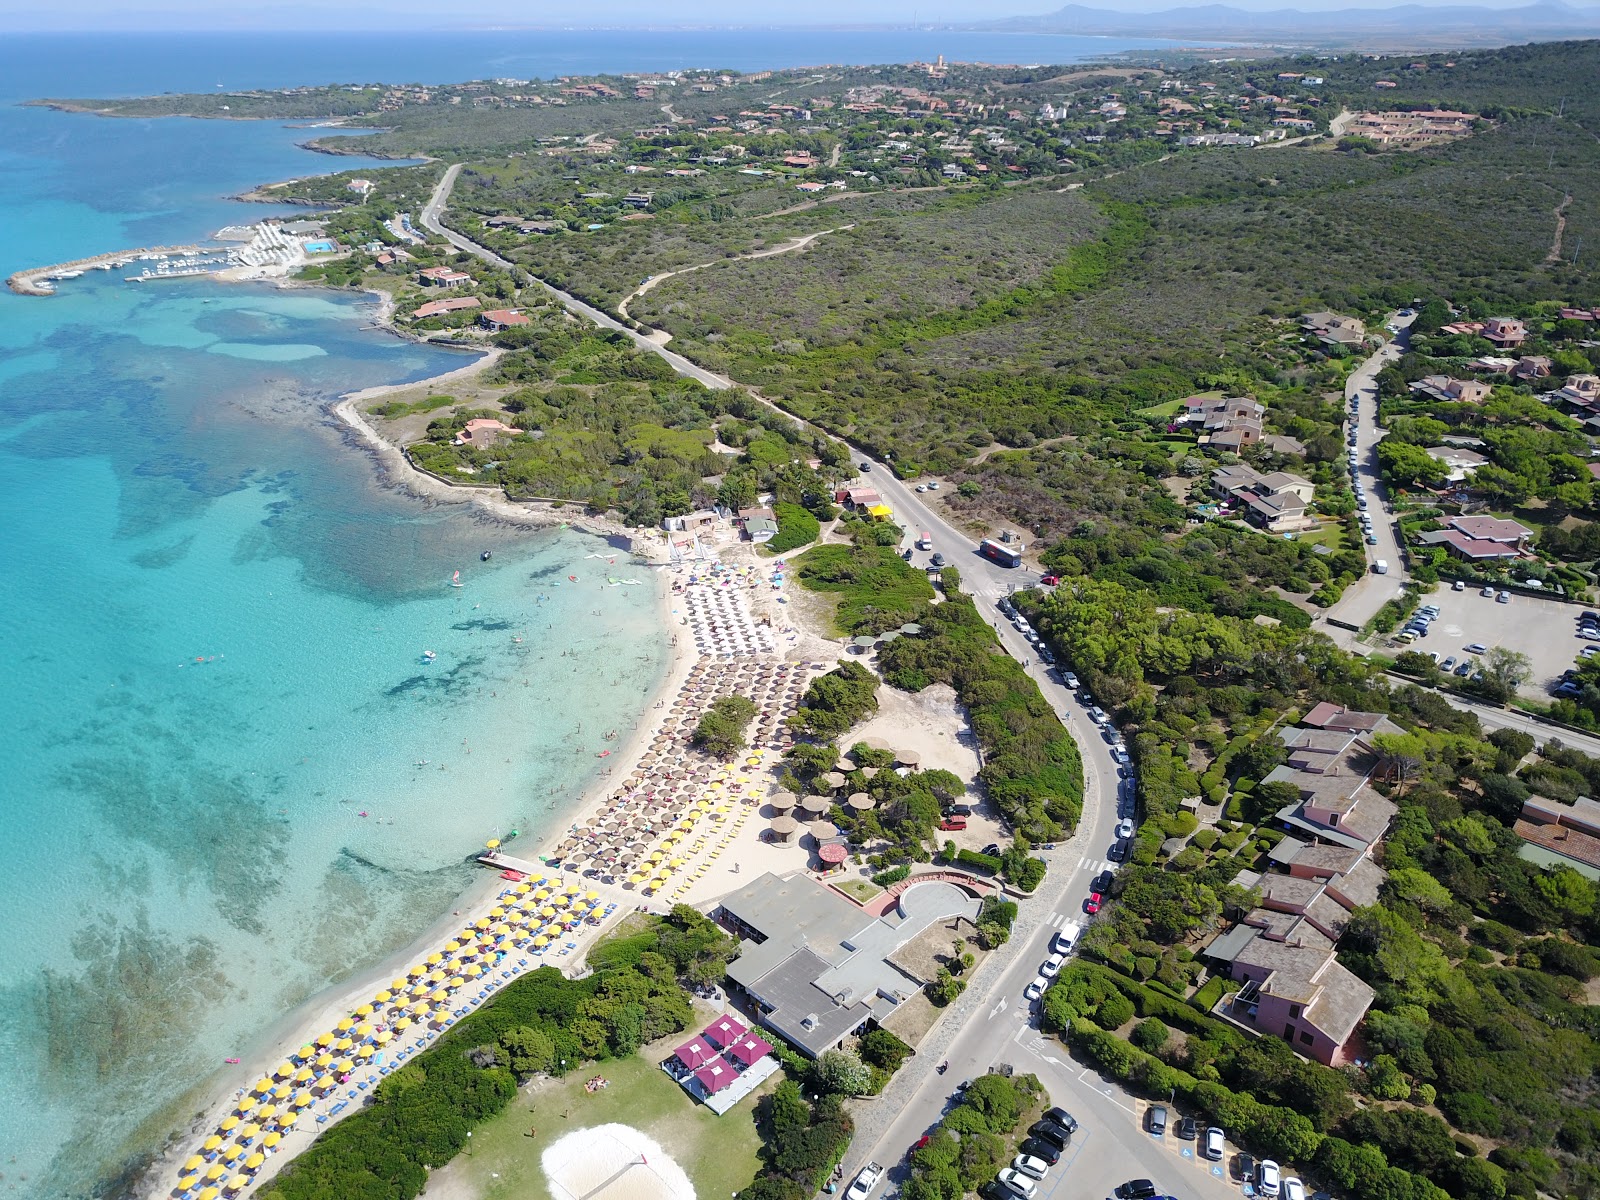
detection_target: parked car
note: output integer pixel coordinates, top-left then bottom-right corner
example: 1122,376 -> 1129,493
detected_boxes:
1018,1137 -> 1061,1165
1115,1182 -> 1157,1200
1116,817 -> 1135,838
1024,976 -> 1047,1001
1052,921 -> 1084,955
1465,643 -> 1488,655
1204,1127 -> 1225,1161
1042,1108 -> 1079,1135
1108,839 -> 1129,862
1259,1160 -> 1282,1198
981,843 -> 1001,857
1094,870 -> 1115,892
859,462 -> 872,472
1040,953 -> 1064,979
1177,1117 -> 1199,1140
910,1135 -> 931,1155
1482,585 -> 1497,597
1453,579 -> 1466,590
1440,656 -> 1457,671
1497,590 -> 1511,603
1084,892 -> 1102,915
931,553 -> 946,567
995,1168 -> 1037,1200
1012,1155 -> 1051,1181
1285,1178 -> 1307,1200
1062,671 -> 1080,689
1147,1105 -> 1168,1136
938,817 -> 968,831
1366,535 -> 1379,545
1454,661 -> 1473,677
1029,1118 -> 1073,1149
1233,1153 -> 1257,1183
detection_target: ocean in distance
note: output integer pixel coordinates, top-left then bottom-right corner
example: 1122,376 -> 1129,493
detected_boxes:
0,27 -> 1183,1199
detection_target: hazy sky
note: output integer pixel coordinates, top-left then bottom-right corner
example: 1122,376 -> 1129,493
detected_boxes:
0,0 -> 1554,30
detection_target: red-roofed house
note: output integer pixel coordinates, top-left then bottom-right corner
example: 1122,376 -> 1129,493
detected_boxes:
702,1014 -> 749,1048
413,297 -> 482,319
418,265 -> 472,288
453,418 -> 521,448
479,309 -> 531,331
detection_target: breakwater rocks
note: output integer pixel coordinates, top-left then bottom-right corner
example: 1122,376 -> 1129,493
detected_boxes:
7,245 -> 204,296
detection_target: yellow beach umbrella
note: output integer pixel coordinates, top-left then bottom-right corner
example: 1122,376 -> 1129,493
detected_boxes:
376,1030 -> 394,1044
354,1004 -> 374,1018
293,1092 -> 314,1108
394,1017 -> 412,1032
203,1136 -> 223,1152
274,1060 -> 294,1078
184,1155 -> 204,1172
234,1097 -> 255,1115
357,1044 -> 375,1059
533,935 -> 549,948
256,1105 -> 278,1123
221,1144 -> 243,1163
354,1022 -> 373,1038
534,889 -> 550,901
444,940 -> 461,953
315,1053 -> 334,1069
206,1163 -> 226,1180
409,1001 -> 429,1016
178,1175 -> 200,1192
473,918 -> 490,931
426,952 -> 443,966
335,1018 -> 354,1034
335,1037 -> 353,1052
390,976 -> 408,990
296,1043 -> 315,1059
240,1122 -> 262,1139
226,1177 -> 248,1194
251,1077 -> 273,1094
585,890 -> 600,901
540,905 -> 557,918
317,1030 -> 336,1046
293,1067 -> 313,1084
200,1189 -> 221,1200
280,1111 -> 300,1128
486,838 -> 500,849
514,883 -> 531,894
564,881 -> 580,893
429,988 -> 449,1004
264,1130 -> 283,1147
219,1116 -> 240,1133
489,906 -> 505,917
245,1153 -> 266,1171
271,1082 -> 292,1100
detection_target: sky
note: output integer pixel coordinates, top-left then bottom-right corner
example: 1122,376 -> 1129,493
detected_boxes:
0,0 -> 1572,29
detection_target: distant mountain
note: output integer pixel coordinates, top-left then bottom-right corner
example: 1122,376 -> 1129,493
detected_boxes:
971,0 -> 1600,47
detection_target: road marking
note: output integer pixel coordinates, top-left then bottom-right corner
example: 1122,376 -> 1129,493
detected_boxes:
1076,1067 -> 1137,1114
989,997 -> 1008,1020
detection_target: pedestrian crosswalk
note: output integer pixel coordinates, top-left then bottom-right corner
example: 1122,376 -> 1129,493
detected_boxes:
1076,856 -> 1118,876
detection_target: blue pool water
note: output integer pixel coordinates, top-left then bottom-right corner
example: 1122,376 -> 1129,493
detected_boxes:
301,239 -> 336,253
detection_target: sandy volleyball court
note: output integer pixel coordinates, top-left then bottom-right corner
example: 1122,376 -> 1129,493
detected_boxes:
542,1124 -> 695,1200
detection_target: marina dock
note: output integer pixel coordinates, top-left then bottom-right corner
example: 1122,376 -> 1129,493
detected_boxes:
7,244 -> 208,296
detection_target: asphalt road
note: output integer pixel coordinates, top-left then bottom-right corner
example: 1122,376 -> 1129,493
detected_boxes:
1326,316 -> 1413,628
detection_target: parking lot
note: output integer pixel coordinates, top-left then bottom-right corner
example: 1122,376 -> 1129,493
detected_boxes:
1391,585 -> 1584,700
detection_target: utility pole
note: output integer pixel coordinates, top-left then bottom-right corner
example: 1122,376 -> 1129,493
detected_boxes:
1572,237 -> 1583,269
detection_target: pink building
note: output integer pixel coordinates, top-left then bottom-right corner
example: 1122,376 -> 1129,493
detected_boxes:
453,418 -> 521,448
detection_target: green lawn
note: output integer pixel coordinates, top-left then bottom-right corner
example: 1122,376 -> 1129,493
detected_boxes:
435,1034 -> 770,1200
834,878 -> 882,903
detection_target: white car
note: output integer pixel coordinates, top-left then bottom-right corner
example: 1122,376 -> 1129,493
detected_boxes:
1258,1160 -> 1282,1198
1052,921 -> 1083,955
846,1163 -> 883,1200
1040,953 -> 1065,978
1284,1178 -> 1306,1200
1013,1154 -> 1051,1181
1024,976 -> 1047,1002
1116,817 -> 1135,838
1203,1126 -> 1224,1161
996,1169 -> 1037,1199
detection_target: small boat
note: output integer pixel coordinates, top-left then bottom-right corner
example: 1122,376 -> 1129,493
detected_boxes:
421,650 -> 437,664
481,550 -> 492,561
450,570 -> 463,588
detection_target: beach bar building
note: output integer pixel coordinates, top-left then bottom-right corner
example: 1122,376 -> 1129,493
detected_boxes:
662,1015 -> 779,1115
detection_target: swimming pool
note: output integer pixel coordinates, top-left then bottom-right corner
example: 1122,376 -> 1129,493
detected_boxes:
302,239 -> 336,253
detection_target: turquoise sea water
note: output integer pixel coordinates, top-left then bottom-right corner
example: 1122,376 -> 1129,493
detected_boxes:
0,28 -> 1184,1198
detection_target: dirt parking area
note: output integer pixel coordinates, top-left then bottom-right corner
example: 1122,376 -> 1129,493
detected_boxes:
1411,585 -> 1587,700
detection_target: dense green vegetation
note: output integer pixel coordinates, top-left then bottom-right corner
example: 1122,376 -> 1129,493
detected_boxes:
262,907 -> 733,1200
903,1071 -> 1047,1200
693,695 -> 760,759
789,661 -> 881,738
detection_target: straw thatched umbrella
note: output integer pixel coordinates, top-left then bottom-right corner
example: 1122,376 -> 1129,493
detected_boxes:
797,794 -> 830,817
846,792 -> 876,811
859,736 -> 892,752
769,814 -> 800,845
768,790 -> 797,813
821,771 -> 847,791
897,749 -> 921,768
833,759 -> 855,774
808,820 -> 839,841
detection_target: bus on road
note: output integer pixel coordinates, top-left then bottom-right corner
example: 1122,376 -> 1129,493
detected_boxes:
979,538 -> 1024,568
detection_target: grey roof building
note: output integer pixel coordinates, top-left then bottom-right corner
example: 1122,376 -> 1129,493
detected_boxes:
717,871 -> 980,1058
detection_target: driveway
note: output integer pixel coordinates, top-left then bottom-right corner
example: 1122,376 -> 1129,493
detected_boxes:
1327,315 -> 1413,628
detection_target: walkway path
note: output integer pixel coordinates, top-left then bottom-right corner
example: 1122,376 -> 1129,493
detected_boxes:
616,224 -> 854,320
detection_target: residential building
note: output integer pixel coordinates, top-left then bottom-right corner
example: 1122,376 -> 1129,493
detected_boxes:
1423,445 -> 1488,482
1548,373 -> 1600,413
418,265 -> 472,288
1264,703 -> 1404,851
453,417 -> 521,447
1408,375 -> 1493,404
412,297 -> 482,320
479,309 -> 530,332
1210,464 -> 1316,533
743,516 -> 779,544
1299,311 -> 1366,349
1415,514 -> 1533,561
1515,795 -> 1600,880
1482,316 -> 1528,348
1512,355 -> 1554,381
717,871 -> 981,1057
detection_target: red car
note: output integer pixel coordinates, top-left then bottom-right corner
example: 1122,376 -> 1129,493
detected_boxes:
911,1135 -> 932,1156
1085,891 -> 1103,915
1040,575 -> 1061,586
